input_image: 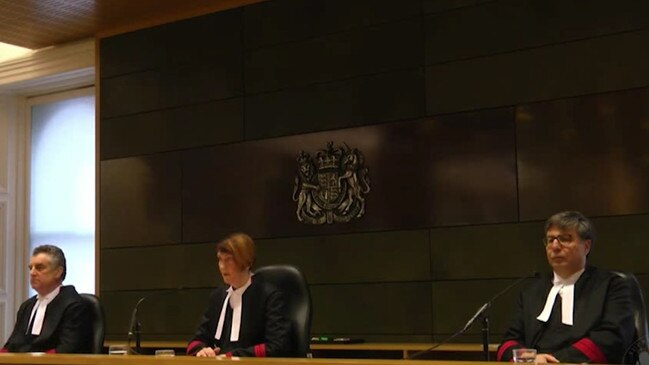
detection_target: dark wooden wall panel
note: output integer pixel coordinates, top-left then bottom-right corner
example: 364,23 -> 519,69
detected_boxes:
100,26 -> 165,78
100,10 -> 242,78
244,68 -> 425,139
255,230 -> 430,284
101,98 -> 243,159
430,222 -> 547,280
424,0 -> 649,65
517,88 -> 649,220
101,64 -> 242,119
245,18 -> 422,94
310,283 -> 432,336
422,0 -> 492,14
243,0 -> 421,50
426,30 -> 649,115
100,153 -> 181,247
588,215 -> 649,274
100,243 -> 218,291
98,0 -> 649,345
183,108 -> 516,241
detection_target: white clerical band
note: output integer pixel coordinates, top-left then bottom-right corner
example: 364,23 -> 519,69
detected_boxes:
29,299 -> 47,335
229,291 -> 243,341
214,289 -> 232,340
560,284 -> 574,325
536,285 -> 561,323
536,283 -> 575,326
215,277 -> 252,342
27,286 -> 61,336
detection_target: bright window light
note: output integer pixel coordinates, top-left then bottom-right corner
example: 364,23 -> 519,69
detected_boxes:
0,42 -> 32,63
29,93 -> 95,295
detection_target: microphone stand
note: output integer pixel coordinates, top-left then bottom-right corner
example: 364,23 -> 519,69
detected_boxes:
134,320 -> 141,354
464,272 -> 540,361
127,296 -> 147,355
481,314 -> 489,361
461,301 -> 491,361
126,287 -> 187,355
408,272 -> 538,360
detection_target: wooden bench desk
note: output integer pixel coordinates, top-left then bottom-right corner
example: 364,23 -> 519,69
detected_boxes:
0,353 -> 501,365
103,341 -> 498,360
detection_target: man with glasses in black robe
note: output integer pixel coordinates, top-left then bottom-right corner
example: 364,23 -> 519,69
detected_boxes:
497,211 -> 635,364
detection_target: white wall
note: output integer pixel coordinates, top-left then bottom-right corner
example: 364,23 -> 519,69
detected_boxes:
0,93 -> 19,345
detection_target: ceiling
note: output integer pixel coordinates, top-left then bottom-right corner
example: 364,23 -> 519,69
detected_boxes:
0,0 -> 263,50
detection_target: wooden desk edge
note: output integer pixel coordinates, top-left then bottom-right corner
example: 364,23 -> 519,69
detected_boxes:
0,353 -> 504,365
103,340 -> 499,352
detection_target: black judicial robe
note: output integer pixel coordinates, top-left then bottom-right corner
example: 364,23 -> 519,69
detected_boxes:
497,266 -> 635,363
187,276 -> 293,357
1,286 -> 91,353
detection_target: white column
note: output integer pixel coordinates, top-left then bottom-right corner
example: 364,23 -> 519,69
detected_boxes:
0,94 -> 19,344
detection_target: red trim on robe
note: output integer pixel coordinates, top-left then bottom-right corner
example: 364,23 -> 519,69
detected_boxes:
253,344 -> 266,357
45,349 -> 56,354
225,352 -> 233,357
0,348 -> 8,353
572,338 -> 607,364
497,340 -> 520,361
186,340 -> 203,355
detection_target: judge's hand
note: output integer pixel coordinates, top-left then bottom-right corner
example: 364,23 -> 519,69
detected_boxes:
196,347 -> 220,357
535,353 -> 559,363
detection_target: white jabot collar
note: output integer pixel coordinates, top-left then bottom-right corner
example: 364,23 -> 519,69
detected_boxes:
215,275 -> 252,342
28,285 -> 62,335
536,269 -> 585,326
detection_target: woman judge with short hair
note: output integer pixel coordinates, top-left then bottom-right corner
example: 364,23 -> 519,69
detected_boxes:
187,233 -> 293,357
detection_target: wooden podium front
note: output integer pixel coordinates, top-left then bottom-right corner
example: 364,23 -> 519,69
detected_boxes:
102,341 -> 498,360
0,353 -> 500,365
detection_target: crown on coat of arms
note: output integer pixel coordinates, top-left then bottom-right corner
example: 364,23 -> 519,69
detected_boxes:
316,142 -> 342,170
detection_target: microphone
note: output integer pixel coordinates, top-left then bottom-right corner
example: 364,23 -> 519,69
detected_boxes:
408,271 -> 540,360
127,296 -> 148,355
126,287 -> 187,355
461,271 -> 541,333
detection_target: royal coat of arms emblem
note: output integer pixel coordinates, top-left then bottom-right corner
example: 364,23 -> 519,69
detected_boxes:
292,142 -> 370,224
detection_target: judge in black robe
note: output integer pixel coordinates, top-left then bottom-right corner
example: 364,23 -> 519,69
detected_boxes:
498,212 -> 634,364
2,286 -> 90,353
187,233 -> 292,357
1,245 -> 91,353
498,266 -> 634,363
187,276 -> 292,357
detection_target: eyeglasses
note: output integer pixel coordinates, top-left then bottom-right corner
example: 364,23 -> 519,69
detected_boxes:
543,234 -> 576,247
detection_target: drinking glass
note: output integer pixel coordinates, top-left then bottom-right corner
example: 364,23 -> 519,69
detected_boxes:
108,345 -> 128,355
155,349 -> 175,357
513,348 -> 537,363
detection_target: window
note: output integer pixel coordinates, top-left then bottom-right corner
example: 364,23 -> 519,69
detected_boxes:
28,88 -> 95,295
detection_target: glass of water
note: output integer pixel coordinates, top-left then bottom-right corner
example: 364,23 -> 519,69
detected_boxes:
513,348 -> 537,363
155,349 -> 175,357
108,344 -> 128,355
